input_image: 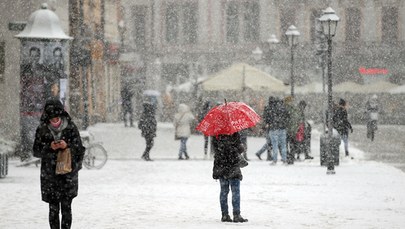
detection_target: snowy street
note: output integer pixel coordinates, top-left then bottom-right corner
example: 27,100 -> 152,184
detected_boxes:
1,122 -> 405,228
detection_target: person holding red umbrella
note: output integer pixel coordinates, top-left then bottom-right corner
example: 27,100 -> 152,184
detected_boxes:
196,101 -> 259,223
212,132 -> 248,223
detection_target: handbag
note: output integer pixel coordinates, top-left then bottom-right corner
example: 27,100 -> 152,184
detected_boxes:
237,153 -> 249,168
56,148 -> 72,175
295,123 -> 305,142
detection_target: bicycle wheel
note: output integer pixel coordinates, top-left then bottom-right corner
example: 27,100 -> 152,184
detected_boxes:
83,144 -> 108,169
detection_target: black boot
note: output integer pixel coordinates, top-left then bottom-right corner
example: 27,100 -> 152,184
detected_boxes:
185,153 -> 190,160
233,214 -> 248,223
345,150 -> 349,157
141,153 -> 153,161
221,213 -> 232,222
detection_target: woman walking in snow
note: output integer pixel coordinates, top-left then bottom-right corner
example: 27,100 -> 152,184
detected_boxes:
212,132 -> 248,223
33,98 -> 85,229
174,103 -> 195,160
138,102 -> 157,161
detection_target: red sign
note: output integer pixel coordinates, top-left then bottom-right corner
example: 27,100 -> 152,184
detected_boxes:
359,67 -> 388,75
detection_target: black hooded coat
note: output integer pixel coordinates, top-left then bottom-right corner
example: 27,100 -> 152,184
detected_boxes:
33,99 -> 85,203
212,133 -> 245,180
138,103 -> 157,139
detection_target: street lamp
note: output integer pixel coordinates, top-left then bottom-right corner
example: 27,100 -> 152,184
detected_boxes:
285,25 -> 300,97
252,46 -> 263,62
319,7 -> 340,175
118,20 -> 126,51
251,34 -> 279,64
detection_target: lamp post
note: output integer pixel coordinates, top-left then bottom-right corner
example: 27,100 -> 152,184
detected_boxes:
118,20 -> 126,51
319,7 -> 340,175
285,25 -> 300,97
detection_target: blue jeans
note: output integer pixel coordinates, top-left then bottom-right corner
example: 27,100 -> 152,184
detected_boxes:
179,137 -> 188,157
270,129 -> 287,162
256,130 -> 271,156
219,178 -> 240,215
340,133 -> 349,153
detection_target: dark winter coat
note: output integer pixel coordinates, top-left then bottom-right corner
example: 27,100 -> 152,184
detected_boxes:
33,99 -> 85,203
138,103 -> 157,138
212,133 -> 245,180
333,106 -> 352,136
267,99 -> 289,131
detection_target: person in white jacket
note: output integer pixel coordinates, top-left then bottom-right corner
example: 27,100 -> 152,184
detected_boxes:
174,103 -> 195,160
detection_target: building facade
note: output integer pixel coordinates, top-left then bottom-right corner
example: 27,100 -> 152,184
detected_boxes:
120,0 -> 405,102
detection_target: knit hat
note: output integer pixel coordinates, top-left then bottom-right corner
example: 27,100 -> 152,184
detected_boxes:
339,98 -> 346,106
40,98 -> 68,122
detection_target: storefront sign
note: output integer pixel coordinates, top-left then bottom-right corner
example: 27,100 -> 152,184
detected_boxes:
359,67 -> 388,75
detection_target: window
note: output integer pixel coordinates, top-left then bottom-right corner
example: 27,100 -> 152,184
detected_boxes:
280,7 -> 296,43
166,3 -> 179,43
310,9 -> 323,44
132,6 -> 147,50
0,42 -> 4,83
226,2 -> 239,43
226,1 -> 260,43
165,2 -> 198,44
243,1 -> 260,42
183,2 -> 198,44
382,7 -> 398,43
345,8 -> 361,43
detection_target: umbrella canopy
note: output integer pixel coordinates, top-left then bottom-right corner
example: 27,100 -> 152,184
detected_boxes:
334,81 -> 363,93
202,63 -> 287,92
196,101 -> 260,136
389,84 -> 405,94
334,81 -> 397,93
357,81 -> 397,93
295,82 -> 324,94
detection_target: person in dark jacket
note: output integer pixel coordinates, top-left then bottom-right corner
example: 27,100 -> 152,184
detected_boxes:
212,132 -> 248,223
255,96 -> 275,161
121,84 -> 134,127
333,98 -> 353,157
33,98 -> 85,229
138,103 -> 157,161
198,100 -> 212,158
268,98 -> 289,165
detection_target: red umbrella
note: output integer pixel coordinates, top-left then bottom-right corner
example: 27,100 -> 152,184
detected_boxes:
196,101 -> 261,136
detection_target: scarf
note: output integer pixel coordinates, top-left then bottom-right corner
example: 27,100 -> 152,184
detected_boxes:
50,117 -> 62,128
48,117 -> 67,141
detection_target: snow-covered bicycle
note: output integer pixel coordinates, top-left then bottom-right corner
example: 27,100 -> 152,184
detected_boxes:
80,131 -> 108,169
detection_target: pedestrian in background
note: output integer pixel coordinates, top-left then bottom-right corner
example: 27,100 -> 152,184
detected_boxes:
268,98 -> 289,165
138,102 -> 157,161
212,132 -> 248,223
255,96 -> 275,161
174,103 -> 195,160
333,98 -> 353,157
295,100 -> 314,160
33,98 -> 85,229
198,100 -> 212,158
121,84 -> 134,127
365,94 -> 379,141
284,96 -> 300,164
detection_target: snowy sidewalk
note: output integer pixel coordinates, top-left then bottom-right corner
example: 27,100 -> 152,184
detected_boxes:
1,122 -> 405,229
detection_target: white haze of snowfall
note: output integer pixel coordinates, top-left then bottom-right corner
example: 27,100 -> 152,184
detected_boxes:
1,122 -> 405,229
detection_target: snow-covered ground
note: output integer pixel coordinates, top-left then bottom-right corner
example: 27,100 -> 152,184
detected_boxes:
1,122 -> 405,229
